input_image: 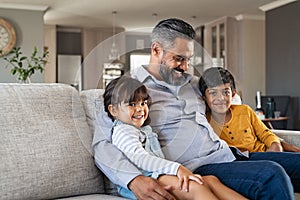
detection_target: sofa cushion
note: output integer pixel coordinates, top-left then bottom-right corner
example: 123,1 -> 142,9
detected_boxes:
58,194 -> 127,200
0,84 -> 104,200
80,89 -> 104,135
272,129 -> 300,148
80,89 -> 119,196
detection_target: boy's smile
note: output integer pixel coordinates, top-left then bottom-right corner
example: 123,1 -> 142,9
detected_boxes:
205,83 -> 233,115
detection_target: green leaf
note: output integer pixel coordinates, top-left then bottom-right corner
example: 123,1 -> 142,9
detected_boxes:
18,62 -> 23,68
10,68 -> 16,75
20,56 -> 27,61
1,46 -> 49,82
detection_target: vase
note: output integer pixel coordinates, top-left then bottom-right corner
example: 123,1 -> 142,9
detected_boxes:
19,77 -> 31,84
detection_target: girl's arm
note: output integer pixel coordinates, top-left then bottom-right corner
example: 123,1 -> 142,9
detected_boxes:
112,124 -> 204,190
112,124 -> 180,175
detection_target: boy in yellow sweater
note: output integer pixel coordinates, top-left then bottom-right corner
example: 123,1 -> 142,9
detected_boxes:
199,67 -> 300,153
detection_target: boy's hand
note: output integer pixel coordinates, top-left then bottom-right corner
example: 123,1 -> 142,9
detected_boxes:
281,140 -> 300,152
267,142 -> 283,152
176,165 -> 204,192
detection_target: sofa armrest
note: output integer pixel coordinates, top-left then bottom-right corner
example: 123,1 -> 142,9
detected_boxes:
272,129 -> 300,148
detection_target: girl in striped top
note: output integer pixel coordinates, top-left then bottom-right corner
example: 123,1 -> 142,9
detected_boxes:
103,76 -> 248,200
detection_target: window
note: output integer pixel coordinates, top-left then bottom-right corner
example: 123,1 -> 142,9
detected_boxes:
130,53 -> 150,74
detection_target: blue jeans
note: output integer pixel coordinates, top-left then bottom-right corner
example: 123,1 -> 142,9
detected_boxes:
194,152 -> 300,200
249,152 -> 300,193
118,187 -> 137,200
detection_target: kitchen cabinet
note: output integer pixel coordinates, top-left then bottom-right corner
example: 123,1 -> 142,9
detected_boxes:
204,17 -> 238,76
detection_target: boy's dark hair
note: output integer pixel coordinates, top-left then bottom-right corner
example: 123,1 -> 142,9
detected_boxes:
103,76 -> 152,125
199,67 -> 236,96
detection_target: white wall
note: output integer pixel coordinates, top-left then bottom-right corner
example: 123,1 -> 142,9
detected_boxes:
236,18 -> 266,108
82,27 -> 125,89
44,25 -> 57,83
0,8 -> 45,83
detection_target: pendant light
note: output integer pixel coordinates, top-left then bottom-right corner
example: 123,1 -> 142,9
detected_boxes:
109,11 -> 120,61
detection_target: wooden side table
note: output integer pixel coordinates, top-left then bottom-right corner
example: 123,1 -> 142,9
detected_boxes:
262,117 -> 289,129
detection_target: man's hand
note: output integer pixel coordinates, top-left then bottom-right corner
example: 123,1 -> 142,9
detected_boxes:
128,175 -> 176,200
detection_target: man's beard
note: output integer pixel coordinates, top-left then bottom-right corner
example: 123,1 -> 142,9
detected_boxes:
158,60 -> 187,86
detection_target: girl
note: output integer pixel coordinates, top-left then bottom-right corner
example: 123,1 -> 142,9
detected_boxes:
103,75 -> 248,200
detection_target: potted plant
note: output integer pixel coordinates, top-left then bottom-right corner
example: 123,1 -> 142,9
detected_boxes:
0,47 -> 49,83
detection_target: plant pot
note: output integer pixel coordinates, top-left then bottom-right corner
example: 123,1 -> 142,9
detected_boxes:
19,77 -> 31,84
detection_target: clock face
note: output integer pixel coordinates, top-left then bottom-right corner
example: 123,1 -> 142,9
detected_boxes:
0,18 -> 16,56
0,25 -> 10,49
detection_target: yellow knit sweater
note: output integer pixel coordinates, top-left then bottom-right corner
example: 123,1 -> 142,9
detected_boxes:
207,104 -> 280,152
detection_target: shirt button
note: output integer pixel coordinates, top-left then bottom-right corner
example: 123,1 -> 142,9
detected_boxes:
231,137 -> 234,140
244,130 -> 247,133
226,125 -> 229,128
229,132 -> 232,134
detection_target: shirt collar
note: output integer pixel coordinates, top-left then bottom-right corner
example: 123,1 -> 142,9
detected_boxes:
134,65 -> 192,89
112,119 -> 151,132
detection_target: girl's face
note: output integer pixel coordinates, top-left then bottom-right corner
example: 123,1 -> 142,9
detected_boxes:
205,83 -> 234,115
109,99 -> 149,128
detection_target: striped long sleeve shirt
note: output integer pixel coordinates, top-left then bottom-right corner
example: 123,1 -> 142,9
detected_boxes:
111,121 -> 180,177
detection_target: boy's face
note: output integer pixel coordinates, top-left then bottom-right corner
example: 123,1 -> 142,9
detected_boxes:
205,83 -> 234,115
109,99 -> 149,128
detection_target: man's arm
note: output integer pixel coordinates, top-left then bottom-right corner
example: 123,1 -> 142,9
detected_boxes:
92,110 -> 143,188
92,108 -> 176,200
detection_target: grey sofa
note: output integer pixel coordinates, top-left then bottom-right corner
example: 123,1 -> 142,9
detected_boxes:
1,83 -> 299,199
0,83 -> 126,200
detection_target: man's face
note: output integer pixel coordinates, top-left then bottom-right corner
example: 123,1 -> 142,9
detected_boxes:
159,37 -> 194,85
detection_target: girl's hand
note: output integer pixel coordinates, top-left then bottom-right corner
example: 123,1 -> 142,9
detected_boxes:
176,165 -> 204,192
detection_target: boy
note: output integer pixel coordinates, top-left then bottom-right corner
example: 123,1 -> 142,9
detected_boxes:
199,67 -> 300,153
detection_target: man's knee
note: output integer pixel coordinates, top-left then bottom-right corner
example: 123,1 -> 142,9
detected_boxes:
263,160 -> 288,177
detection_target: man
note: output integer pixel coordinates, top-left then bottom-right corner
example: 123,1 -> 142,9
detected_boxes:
93,18 -> 296,200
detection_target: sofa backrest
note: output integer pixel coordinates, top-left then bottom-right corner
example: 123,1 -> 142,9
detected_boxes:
80,88 -> 119,196
0,83 -> 104,200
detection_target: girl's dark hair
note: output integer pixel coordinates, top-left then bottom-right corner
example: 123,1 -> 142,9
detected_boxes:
103,76 -> 152,125
199,67 -> 236,96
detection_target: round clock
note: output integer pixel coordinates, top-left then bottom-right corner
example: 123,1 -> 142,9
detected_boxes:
0,18 -> 16,56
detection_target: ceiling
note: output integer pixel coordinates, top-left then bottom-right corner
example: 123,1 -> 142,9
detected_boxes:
0,0 -> 289,31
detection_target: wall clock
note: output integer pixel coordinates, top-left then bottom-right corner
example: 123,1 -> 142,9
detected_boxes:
0,18 -> 16,56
